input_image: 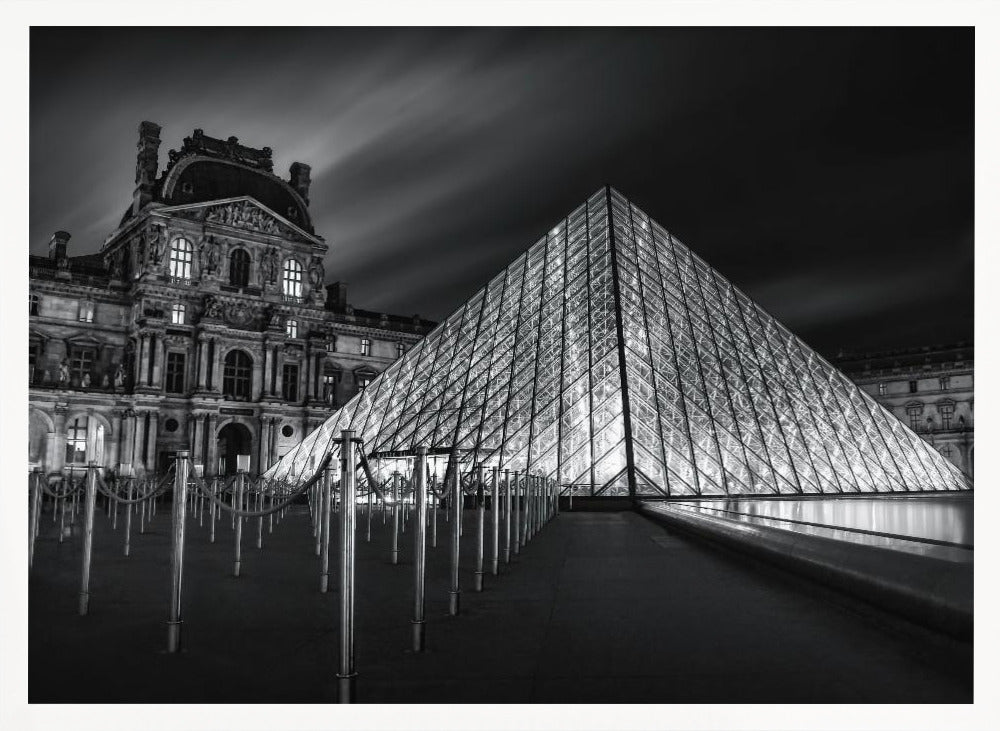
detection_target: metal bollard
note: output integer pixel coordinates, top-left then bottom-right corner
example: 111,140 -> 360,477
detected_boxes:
233,471 -> 244,577
166,452 -> 189,652
491,467 -> 500,575
431,487 -> 438,549
209,479 -> 216,544
448,467 -> 461,616
124,479 -> 133,557
390,472 -> 400,565
503,470 -> 511,564
78,464 -> 98,615
512,471 -> 520,556
29,471 -> 40,570
140,488 -> 146,534
269,489 -> 274,534
337,431 -> 358,703
320,464 -> 333,593
474,467 -> 485,592
366,488 -> 372,542
412,447 -> 428,652
58,494 -> 67,544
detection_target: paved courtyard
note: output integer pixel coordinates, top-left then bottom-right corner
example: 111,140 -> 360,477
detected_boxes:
29,499 -> 971,703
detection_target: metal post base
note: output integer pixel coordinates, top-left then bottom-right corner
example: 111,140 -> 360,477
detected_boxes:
491,559 -> 499,577
391,550 -> 399,566
411,621 -> 425,652
320,573 -> 329,593
448,590 -> 461,616
166,620 -> 182,653
78,591 -> 89,617
337,674 -> 357,703
474,571 -> 484,592
233,561 -> 241,578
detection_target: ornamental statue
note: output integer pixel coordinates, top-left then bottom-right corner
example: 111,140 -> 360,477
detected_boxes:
308,256 -> 325,289
260,246 -> 278,285
199,236 -> 221,274
58,359 -> 69,386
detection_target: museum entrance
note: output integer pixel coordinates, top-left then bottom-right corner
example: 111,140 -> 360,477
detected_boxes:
216,422 -> 253,475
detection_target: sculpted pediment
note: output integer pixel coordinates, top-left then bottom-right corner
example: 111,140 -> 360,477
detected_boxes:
161,197 -> 316,243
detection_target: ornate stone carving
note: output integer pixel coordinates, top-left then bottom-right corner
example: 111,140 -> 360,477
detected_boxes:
308,256 -> 325,289
259,246 -> 279,285
148,226 -> 167,266
224,301 -> 257,329
206,200 -> 284,234
202,295 -> 223,320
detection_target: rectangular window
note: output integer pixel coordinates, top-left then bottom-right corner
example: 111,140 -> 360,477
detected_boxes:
877,382 -> 887,396
396,342 -> 405,358
165,352 -> 186,394
939,403 -> 955,430
65,417 -> 88,465
69,347 -> 95,385
29,341 -> 42,384
326,338 -> 337,353
939,376 -> 951,391
78,301 -> 94,323
908,380 -> 918,394
286,319 -> 298,339
360,338 -> 372,356
30,293 -> 39,316
356,374 -> 371,391
282,363 -> 299,402
171,303 -> 186,325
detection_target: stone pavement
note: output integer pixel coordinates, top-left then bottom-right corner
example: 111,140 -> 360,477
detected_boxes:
29,499 -> 971,703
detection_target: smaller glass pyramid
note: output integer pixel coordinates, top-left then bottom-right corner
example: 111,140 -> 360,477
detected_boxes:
266,187 -> 972,498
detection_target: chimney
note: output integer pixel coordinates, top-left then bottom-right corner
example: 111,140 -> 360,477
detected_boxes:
49,230 -> 71,260
326,281 -> 348,310
132,121 -> 162,215
289,162 -> 311,205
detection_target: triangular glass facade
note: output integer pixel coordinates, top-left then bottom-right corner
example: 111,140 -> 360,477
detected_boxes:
267,187 -> 972,497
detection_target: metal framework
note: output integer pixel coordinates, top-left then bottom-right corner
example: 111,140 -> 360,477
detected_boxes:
266,187 -> 972,498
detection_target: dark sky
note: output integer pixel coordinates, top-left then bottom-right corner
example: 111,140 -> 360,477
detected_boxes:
30,27 -> 973,357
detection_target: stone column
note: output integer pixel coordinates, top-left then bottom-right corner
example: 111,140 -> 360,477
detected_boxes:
303,345 -> 313,402
196,338 -> 208,389
268,417 -> 278,466
121,411 -> 136,470
44,430 -> 55,473
132,412 -> 147,473
137,335 -> 149,386
212,340 -> 224,392
151,337 -> 165,390
52,406 -> 68,473
251,352 -> 264,401
190,414 -> 203,465
109,410 -> 122,469
147,413 -> 159,472
261,343 -> 271,398
206,414 -> 220,476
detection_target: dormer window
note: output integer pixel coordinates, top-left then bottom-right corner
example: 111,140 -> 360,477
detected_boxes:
181,181 -> 194,195
287,206 -> 298,220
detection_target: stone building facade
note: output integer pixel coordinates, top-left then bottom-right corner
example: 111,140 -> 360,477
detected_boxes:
834,343 -> 974,477
29,123 -> 434,477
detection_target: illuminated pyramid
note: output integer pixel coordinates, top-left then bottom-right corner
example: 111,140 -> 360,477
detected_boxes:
267,187 -> 971,497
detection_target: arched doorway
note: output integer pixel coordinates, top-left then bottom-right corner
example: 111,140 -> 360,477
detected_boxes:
216,422 -> 253,475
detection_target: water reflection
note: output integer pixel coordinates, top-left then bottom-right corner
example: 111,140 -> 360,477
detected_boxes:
647,495 -> 973,563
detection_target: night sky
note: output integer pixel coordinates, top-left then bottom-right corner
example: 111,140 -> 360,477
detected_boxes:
29,27 -> 973,357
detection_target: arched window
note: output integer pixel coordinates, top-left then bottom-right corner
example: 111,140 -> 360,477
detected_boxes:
222,350 -> 253,401
229,248 -> 250,288
169,237 -> 193,280
282,258 -> 303,300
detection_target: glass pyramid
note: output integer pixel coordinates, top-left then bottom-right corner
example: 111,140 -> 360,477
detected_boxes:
266,187 -> 972,497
